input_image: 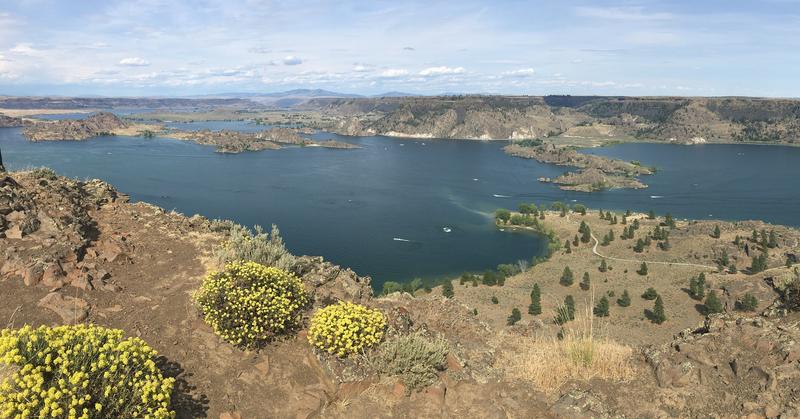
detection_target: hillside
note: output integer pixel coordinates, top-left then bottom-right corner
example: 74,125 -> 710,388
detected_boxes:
307,96 -> 800,144
1,168 -> 800,417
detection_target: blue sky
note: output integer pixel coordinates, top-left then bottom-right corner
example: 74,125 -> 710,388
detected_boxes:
0,0 -> 798,97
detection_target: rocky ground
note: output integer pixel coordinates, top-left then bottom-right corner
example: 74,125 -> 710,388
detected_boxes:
1,170 -> 799,418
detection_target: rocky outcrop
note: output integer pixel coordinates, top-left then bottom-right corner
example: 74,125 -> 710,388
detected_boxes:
506,142 -> 652,191
642,314 -> 800,417
23,112 -> 129,141
0,114 -> 26,128
0,170 -> 128,294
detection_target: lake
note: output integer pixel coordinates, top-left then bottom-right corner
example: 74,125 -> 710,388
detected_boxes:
2,126 -> 799,289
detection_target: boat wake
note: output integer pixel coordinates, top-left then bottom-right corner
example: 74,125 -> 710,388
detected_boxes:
393,237 -> 411,242
492,194 -> 511,198
650,195 -> 664,199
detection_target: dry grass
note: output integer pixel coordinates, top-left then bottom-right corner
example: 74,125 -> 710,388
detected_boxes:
499,296 -> 636,393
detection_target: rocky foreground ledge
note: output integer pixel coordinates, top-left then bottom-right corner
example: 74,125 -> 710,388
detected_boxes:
1,168 -> 800,417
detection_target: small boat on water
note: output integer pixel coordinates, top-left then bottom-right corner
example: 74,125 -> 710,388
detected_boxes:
442,227 -> 452,233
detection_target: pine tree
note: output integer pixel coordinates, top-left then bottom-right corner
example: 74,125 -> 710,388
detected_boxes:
734,235 -> 741,246
665,213 -> 676,228
599,259 -> 608,273
728,262 -> 737,274
750,251 -> 768,273
712,225 -> 721,239
598,209 -> 605,219
652,295 -> 666,324
637,262 -> 648,276
442,280 -> 454,298
565,295 -> 575,320
704,290 -> 723,314
573,235 -> 579,247
560,266 -> 574,286
580,272 -> 590,291
564,240 -> 572,254
529,283 -> 542,315
737,293 -> 758,311
621,215 -> 627,225
625,209 -> 632,217
648,210 -> 656,220
594,296 -> 610,317
634,238 -> 645,253
689,274 -> 707,300
768,230 -> 778,248
617,290 -> 631,307
507,308 -> 522,325
612,215 -> 618,225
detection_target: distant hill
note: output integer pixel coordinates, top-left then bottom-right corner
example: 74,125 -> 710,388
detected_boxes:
309,95 -> 800,144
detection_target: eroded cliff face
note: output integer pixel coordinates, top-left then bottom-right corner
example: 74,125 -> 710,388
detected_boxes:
313,96 -> 800,144
22,112 -> 129,141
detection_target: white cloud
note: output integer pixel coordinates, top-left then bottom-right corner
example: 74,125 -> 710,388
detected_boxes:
574,6 -> 673,21
352,63 -> 372,72
282,55 -> 302,65
9,43 -> 42,56
380,68 -> 409,78
419,66 -> 465,76
119,57 -> 150,66
503,68 -> 535,77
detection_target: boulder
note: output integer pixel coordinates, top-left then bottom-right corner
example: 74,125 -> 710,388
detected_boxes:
38,292 -> 89,323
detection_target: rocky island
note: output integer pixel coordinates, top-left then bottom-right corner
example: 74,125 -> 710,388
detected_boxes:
17,112 -> 360,153
504,140 -> 653,191
0,113 -> 27,128
164,127 -> 361,153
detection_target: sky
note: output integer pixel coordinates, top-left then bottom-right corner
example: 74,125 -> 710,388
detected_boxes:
0,0 -> 798,97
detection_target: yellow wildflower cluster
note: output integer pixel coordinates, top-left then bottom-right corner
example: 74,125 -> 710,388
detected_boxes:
308,302 -> 387,357
194,261 -> 308,348
0,324 -> 175,419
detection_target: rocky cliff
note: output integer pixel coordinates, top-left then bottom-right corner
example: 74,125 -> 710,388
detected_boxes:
309,96 -> 800,144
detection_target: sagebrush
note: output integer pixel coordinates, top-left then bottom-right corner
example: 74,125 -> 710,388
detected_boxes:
365,332 -> 449,391
214,223 -> 298,273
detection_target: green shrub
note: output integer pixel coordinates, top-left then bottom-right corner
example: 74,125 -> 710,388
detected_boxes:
580,272 -> 590,291
641,288 -> 658,300
0,325 -> 174,418
529,283 -> 542,315
30,167 -> 57,180
308,302 -> 386,357
365,332 -> 448,392
214,223 -> 298,273
194,261 -> 308,348
704,290 -> 723,314
737,293 -> 758,311
507,308 -> 522,325
441,281 -> 454,298
594,296 -> 610,317
617,290 -> 631,307
491,296 -> 499,304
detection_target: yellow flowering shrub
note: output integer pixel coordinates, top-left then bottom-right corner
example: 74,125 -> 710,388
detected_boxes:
0,324 -> 175,419
194,261 -> 308,348
308,302 -> 387,357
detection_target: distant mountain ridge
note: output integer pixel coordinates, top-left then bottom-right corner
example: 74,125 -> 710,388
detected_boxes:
310,95 -> 800,144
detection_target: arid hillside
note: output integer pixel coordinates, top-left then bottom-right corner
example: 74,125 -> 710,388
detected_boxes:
306,95 -> 800,144
1,169 -> 800,417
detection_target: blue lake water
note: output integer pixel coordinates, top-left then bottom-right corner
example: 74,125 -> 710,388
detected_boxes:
1,125 -> 799,288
